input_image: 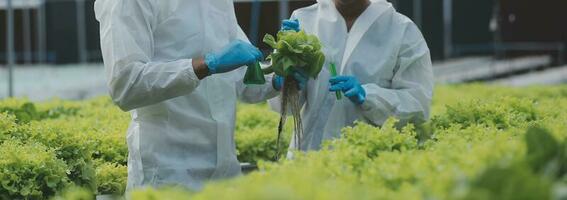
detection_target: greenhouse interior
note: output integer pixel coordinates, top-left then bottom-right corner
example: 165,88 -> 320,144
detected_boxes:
0,0 -> 566,199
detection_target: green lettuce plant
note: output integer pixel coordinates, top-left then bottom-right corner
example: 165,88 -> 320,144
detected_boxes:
262,30 -> 326,159
262,30 -> 325,78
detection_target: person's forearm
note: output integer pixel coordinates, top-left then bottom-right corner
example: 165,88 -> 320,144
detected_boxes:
107,59 -> 201,111
237,74 -> 281,103
192,57 -> 209,80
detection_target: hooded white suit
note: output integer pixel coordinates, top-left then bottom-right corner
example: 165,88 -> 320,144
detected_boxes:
95,0 -> 278,190
270,0 -> 434,151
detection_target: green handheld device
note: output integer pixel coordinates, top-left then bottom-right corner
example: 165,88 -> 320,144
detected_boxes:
243,62 -> 266,85
329,63 -> 342,100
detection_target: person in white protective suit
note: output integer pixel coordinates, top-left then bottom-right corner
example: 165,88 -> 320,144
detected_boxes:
94,0 -> 282,190
270,0 -> 435,152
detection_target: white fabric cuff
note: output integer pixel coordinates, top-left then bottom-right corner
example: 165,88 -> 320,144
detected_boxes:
360,85 -> 375,111
184,59 -> 201,85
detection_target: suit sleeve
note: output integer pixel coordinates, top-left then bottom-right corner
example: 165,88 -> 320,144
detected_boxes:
96,0 -> 200,111
359,23 -> 434,126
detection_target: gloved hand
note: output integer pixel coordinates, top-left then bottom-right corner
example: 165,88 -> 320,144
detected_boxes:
205,40 -> 263,75
281,19 -> 300,32
329,76 -> 366,105
273,70 -> 308,91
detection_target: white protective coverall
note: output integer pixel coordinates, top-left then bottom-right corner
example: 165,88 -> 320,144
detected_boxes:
270,0 -> 434,151
94,0 -> 278,190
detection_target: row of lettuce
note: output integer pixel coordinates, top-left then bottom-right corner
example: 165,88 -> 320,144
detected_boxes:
2,85 -> 567,199
0,95 -> 286,199
187,85 -> 567,200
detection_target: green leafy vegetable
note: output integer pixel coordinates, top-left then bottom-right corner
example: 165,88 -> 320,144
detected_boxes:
263,31 -> 325,78
262,30 -> 326,160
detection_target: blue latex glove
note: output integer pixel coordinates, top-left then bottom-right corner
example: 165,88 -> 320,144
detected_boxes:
273,71 -> 308,91
273,75 -> 285,91
329,76 -> 366,105
205,40 -> 263,75
281,19 -> 300,32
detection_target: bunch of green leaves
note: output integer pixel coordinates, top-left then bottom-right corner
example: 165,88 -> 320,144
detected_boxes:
463,165 -> 552,200
263,30 -> 325,78
50,186 -> 94,200
0,98 -> 128,198
0,141 -> 70,199
71,97 -> 129,165
330,120 -> 419,158
0,113 -> 17,141
0,101 -> 78,124
236,127 -> 291,164
129,187 -> 194,200
90,132 -> 128,165
95,162 -> 127,195
6,120 -> 97,191
235,104 -> 291,163
431,97 -> 539,130
460,127 -> 566,200
524,127 -> 567,180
